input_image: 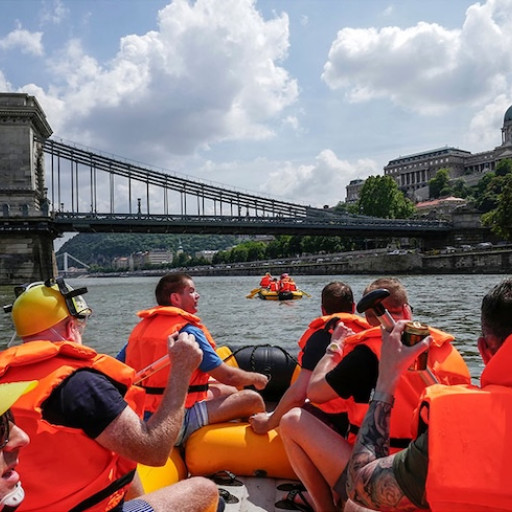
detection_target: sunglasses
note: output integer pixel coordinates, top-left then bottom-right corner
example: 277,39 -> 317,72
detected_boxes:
0,410 -> 14,449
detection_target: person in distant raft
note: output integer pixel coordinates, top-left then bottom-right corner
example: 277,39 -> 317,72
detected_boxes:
259,272 -> 272,288
278,273 -> 293,293
1,279 -> 221,512
122,272 -> 269,445
268,278 -> 279,292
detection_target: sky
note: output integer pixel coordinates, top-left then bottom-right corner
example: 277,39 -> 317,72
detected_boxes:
2,0 -> 512,210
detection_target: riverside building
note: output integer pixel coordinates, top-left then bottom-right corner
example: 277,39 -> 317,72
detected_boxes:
347,104 -> 512,203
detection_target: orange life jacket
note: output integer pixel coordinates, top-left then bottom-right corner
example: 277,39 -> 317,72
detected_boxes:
297,313 -> 370,414
126,306 -> 216,411
343,326 -> 470,451
279,279 -> 292,292
260,275 -> 271,287
0,340 -> 145,512
417,334 -> 512,512
269,281 -> 279,292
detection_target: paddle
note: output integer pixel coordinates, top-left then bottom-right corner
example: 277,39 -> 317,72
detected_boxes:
134,354 -> 169,384
246,287 -> 261,299
300,289 -> 311,298
135,344 -> 237,384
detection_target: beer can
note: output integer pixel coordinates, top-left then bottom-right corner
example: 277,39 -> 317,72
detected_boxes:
401,321 -> 430,370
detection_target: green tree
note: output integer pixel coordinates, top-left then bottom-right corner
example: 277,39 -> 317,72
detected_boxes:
482,174 -> 512,240
334,201 -> 358,215
429,168 -> 451,199
246,241 -> 267,261
356,175 -> 414,219
495,158 -> 512,177
473,172 -> 510,213
451,179 -> 470,198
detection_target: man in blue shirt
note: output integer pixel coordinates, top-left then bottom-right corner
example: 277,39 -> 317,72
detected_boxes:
122,272 -> 268,445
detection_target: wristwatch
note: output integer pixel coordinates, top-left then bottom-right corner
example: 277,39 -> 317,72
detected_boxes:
369,388 -> 395,407
326,342 -> 342,355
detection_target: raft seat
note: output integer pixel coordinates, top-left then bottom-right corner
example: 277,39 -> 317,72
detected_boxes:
185,422 -> 297,480
137,449 -> 188,493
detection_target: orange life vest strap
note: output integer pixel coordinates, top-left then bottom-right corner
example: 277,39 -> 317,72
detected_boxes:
68,469 -> 136,512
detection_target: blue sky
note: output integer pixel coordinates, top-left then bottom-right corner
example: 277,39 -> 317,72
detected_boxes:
1,0 -> 512,209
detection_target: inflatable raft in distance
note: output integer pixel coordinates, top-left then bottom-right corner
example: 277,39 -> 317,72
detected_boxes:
257,289 -> 305,301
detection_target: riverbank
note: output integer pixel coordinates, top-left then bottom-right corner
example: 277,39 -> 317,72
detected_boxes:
64,246 -> 512,279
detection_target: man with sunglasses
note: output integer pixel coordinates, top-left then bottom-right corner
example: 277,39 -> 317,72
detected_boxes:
0,381 -> 36,512
0,280 -> 221,512
279,277 -> 470,512
347,278 -> 512,511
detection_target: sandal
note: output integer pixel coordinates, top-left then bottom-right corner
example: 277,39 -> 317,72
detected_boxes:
277,482 -> 306,493
208,470 -> 243,487
275,488 -> 314,512
218,488 -> 240,504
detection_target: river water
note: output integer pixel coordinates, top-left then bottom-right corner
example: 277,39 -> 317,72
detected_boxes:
0,273 -> 508,383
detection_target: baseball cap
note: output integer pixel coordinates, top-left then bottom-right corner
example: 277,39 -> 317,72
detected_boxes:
0,381 -> 38,416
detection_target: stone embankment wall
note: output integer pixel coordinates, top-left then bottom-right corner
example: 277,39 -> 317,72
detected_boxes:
192,249 -> 511,276
86,248 -> 512,279
422,250 -> 512,274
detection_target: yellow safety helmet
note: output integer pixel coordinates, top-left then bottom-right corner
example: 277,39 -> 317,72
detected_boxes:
10,279 -> 91,337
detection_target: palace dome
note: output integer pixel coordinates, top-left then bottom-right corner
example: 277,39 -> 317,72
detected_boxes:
505,105 -> 512,122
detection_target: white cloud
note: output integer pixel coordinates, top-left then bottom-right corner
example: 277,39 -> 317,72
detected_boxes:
382,5 -> 394,17
262,149 -> 378,207
467,93 -> 512,150
0,71 -> 12,91
322,0 -> 512,115
35,0 -> 298,163
0,27 -> 44,56
40,0 -> 69,25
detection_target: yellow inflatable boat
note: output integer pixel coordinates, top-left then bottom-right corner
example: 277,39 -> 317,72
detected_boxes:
257,289 -> 305,301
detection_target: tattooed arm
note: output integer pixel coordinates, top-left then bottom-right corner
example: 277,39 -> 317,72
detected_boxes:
346,321 -> 431,511
346,400 -> 417,511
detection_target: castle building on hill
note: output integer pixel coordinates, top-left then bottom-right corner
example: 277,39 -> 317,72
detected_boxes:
346,105 -> 512,203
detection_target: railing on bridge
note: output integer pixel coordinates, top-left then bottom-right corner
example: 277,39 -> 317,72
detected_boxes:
42,137 -> 317,219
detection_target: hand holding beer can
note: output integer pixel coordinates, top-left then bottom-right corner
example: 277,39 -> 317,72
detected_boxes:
401,321 -> 430,371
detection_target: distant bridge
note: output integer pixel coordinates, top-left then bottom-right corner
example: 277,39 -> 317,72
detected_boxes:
56,252 -> 90,272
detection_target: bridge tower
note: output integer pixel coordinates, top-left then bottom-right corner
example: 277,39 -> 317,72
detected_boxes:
0,93 -> 57,284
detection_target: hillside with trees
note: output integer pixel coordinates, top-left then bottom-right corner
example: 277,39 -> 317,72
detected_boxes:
58,233 -> 242,267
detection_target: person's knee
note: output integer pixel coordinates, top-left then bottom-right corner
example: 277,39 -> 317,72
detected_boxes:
280,407 -> 302,437
144,477 -> 219,512
238,389 -> 265,410
188,477 -> 220,511
189,476 -> 218,496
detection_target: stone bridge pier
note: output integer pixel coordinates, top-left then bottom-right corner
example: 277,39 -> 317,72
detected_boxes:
0,93 -> 57,285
